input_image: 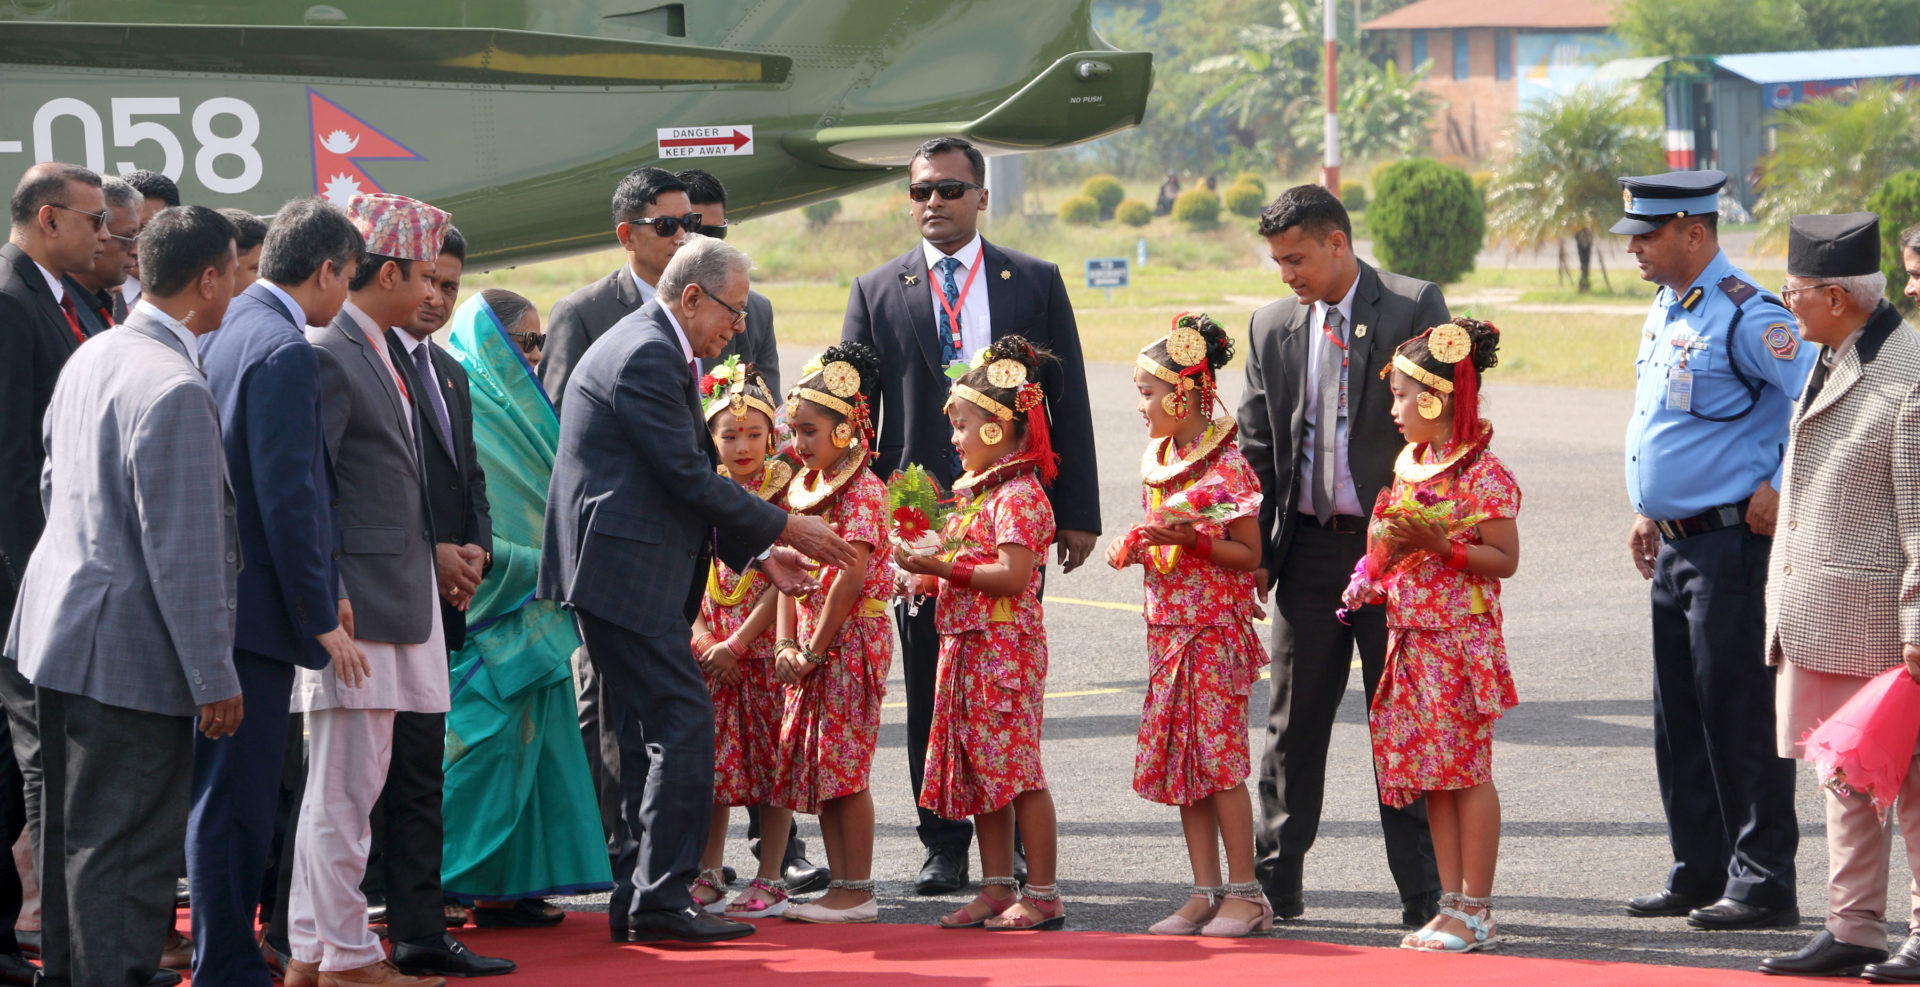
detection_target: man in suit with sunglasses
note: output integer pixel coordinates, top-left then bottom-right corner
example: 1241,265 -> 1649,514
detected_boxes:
842,136 -> 1101,895
679,169 -> 781,399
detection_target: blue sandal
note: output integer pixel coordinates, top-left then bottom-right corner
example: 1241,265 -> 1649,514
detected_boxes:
1417,895 -> 1496,953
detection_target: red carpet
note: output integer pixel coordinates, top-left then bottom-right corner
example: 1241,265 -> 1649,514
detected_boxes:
177,910 -> 1776,986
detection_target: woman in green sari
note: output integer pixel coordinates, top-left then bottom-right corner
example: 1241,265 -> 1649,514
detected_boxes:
440,289 -> 612,925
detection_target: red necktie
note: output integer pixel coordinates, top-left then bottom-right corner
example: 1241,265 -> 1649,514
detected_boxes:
57,294 -> 85,344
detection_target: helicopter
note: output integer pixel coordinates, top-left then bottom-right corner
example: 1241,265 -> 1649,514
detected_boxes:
0,0 -> 1153,266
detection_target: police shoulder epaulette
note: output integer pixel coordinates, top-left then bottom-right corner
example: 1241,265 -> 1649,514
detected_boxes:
1717,275 -> 1759,306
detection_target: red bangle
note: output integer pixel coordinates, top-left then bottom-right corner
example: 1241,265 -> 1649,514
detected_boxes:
949,561 -> 975,589
1445,542 -> 1470,570
692,632 -> 717,656
1191,531 -> 1213,561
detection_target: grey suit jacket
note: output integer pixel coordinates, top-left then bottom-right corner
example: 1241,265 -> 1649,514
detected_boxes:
309,308 -> 437,644
1766,301 -> 1920,678
1236,261 -> 1450,574
540,266 -> 779,411
4,310 -> 240,717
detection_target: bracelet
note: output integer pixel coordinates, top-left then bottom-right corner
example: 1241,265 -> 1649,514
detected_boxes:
1445,542 -> 1470,570
692,632 -> 718,655
949,561 -> 975,589
774,638 -> 798,654
1191,531 -> 1213,561
721,634 -> 744,659
800,647 -> 830,666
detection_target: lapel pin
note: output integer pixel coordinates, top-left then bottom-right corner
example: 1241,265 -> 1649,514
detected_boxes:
1355,324 -> 1368,338
902,273 -> 919,287
1000,269 -> 1011,280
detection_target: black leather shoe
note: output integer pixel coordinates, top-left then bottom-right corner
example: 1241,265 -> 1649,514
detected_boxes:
1690,897 -> 1800,930
0,951 -> 33,987
1402,892 -> 1441,929
626,907 -> 755,943
1263,880 -> 1305,921
1761,930 -> 1886,976
391,933 -> 517,977
472,898 -> 566,929
1865,934 -> 1920,983
783,856 -> 831,896
146,971 -> 182,987
915,846 -> 968,895
1626,888 -> 1714,917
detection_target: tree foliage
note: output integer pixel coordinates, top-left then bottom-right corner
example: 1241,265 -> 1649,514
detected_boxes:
1615,0 -> 1920,56
1368,160 -> 1485,284
1756,83 -> 1920,250
1289,57 -> 1441,163
1486,85 -> 1663,292
1867,170 -> 1920,313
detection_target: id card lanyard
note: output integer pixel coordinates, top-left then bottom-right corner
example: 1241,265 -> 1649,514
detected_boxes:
1322,306 -> 1349,416
935,256 -> 982,360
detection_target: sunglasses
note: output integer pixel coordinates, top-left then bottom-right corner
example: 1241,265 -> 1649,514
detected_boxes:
696,222 -> 729,240
907,180 -> 983,202
509,330 -> 546,349
49,203 -> 110,231
624,213 -> 703,237
107,230 -> 139,249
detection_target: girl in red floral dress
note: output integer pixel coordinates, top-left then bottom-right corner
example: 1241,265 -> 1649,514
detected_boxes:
688,359 -> 796,919
895,337 -> 1064,932
1106,314 -> 1272,938
771,342 -> 893,924
1342,318 -> 1519,953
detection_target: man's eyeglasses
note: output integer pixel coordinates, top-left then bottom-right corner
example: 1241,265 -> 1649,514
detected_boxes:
509,330 -> 546,350
48,203 -> 110,232
698,285 -> 747,328
623,213 -> 703,238
1781,282 -> 1837,300
907,180 -> 983,202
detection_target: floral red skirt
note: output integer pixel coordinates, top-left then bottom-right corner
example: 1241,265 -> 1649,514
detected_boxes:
1369,616 -> 1517,808
1133,621 -> 1266,806
770,612 -> 891,816
922,623 -> 1048,818
708,654 -> 782,807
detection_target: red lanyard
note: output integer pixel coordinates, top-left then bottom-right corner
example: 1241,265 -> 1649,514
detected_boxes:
1321,310 -> 1348,369
362,327 -> 410,402
933,255 -> 982,355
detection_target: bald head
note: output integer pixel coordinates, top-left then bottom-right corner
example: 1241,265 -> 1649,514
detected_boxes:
9,162 -> 107,276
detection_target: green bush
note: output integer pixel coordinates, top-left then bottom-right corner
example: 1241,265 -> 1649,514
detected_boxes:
1339,180 -> 1368,212
1366,159 -> 1485,284
1868,169 -> 1920,311
1232,171 -> 1268,200
1081,174 -> 1126,218
801,198 -> 842,228
1223,181 -> 1267,218
1172,188 -> 1221,228
1058,195 -> 1100,225
1115,199 -> 1153,227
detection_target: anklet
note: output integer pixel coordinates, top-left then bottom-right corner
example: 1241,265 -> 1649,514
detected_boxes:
1193,884 -> 1225,904
827,879 -> 876,892
1223,880 -> 1262,898
1021,882 -> 1060,902
982,876 -> 1019,889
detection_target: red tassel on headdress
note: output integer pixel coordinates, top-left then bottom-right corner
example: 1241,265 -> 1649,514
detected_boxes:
1014,382 -> 1059,486
1450,358 -> 1478,449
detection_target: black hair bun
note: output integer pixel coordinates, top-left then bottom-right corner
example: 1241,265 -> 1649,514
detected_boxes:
817,340 -> 882,400
985,335 -> 1056,377
1194,314 -> 1234,371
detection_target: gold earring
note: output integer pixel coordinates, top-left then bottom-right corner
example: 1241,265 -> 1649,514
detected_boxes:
831,421 -> 854,448
1160,390 -> 1189,421
1415,391 -> 1444,420
979,421 -> 1005,446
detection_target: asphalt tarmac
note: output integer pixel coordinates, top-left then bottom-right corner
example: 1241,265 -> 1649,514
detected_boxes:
560,358 -> 1864,973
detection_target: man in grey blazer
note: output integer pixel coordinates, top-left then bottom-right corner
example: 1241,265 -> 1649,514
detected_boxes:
1238,185 -> 1445,927
5,205 -> 243,987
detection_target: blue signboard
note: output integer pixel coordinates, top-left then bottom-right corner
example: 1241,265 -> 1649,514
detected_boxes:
1086,257 -> 1129,289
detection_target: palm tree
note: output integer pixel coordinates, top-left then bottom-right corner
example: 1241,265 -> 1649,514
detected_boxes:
1190,9 -> 1318,162
1486,85 -> 1664,293
1757,82 -> 1920,249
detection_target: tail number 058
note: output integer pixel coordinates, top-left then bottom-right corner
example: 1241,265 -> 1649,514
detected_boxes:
25,97 -> 262,195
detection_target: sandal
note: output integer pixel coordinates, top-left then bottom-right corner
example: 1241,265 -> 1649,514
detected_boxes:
938,877 -> 1019,929
1402,892 -> 1462,949
725,878 -> 791,919
1419,894 -> 1497,953
691,867 -> 729,914
984,883 -> 1066,931
1148,886 -> 1222,935
1200,881 -> 1273,937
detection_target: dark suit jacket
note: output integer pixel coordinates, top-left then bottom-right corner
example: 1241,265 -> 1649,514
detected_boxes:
537,299 -> 787,637
1237,261 -> 1449,575
69,282 -> 115,336
0,242 -> 83,613
841,240 -> 1101,534
388,330 -> 492,652
540,265 -> 780,412
199,283 -> 343,668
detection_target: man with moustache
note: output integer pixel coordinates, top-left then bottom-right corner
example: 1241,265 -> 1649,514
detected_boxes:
68,176 -> 141,332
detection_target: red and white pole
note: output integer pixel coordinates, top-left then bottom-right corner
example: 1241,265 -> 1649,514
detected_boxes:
1322,0 -> 1340,194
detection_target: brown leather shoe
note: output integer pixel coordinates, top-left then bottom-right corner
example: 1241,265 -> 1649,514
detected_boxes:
161,930 -> 193,970
317,960 -> 446,987
284,959 -> 321,987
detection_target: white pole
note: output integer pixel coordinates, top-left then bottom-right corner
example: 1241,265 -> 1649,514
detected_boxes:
1323,0 -> 1340,193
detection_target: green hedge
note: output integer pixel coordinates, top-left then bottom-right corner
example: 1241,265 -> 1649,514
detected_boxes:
1116,199 -> 1153,227
1339,180 -> 1367,212
1365,159 -> 1485,284
1059,195 -> 1100,225
1172,188 -> 1221,228
1082,174 -> 1125,218
1223,181 -> 1267,218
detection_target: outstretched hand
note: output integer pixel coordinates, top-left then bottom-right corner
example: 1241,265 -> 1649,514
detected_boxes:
761,546 -> 822,597
782,515 -> 857,571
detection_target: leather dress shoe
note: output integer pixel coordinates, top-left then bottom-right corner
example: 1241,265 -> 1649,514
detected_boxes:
1865,934 -> 1920,983
1626,888 -> 1714,917
1264,882 -> 1305,921
0,951 -> 33,987
915,847 -> 968,895
317,959 -> 443,986
626,906 -> 755,943
285,958 -> 320,987
146,970 -> 182,987
162,929 -> 193,970
783,855 -> 831,896
1401,892 -> 1441,929
1689,897 -> 1800,930
1760,929 -> 1886,977
391,933 -> 516,978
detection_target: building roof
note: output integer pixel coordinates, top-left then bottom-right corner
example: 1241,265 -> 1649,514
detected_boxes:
1361,0 -> 1614,31
1595,44 -> 1920,85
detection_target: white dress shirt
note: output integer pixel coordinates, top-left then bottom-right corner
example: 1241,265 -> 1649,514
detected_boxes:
31,259 -> 65,306
921,234 -> 992,360
257,278 -> 308,329
660,299 -> 697,369
1297,275 -> 1364,518
628,267 -> 657,309
133,299 -> 200,369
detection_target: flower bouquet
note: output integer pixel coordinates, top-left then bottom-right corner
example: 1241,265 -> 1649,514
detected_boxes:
1802,665 -> 1920,817
887,464 -> 981,556
1337,486 -> 1490,622
1112,474 -> 1262,566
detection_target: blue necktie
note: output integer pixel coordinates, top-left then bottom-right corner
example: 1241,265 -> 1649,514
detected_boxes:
934,255 -> 965,477
412,343 -> 456,467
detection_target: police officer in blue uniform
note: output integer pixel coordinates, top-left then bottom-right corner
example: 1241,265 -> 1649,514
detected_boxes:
1617,170 -> 1816,930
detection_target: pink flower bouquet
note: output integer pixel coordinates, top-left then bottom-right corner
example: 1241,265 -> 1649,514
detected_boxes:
1803,665 -> 1920,816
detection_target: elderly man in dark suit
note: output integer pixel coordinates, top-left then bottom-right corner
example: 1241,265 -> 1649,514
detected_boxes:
678,169 -> 781,395
539,235 -> 853,945
67,175 -> 140,335
0,161 -> 108,986
1759,214 -> 1920,979
192,197 -> 365,987
841,136 -> 1100,894
6,204 -> 243,987
1238,184 -> 1447,928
